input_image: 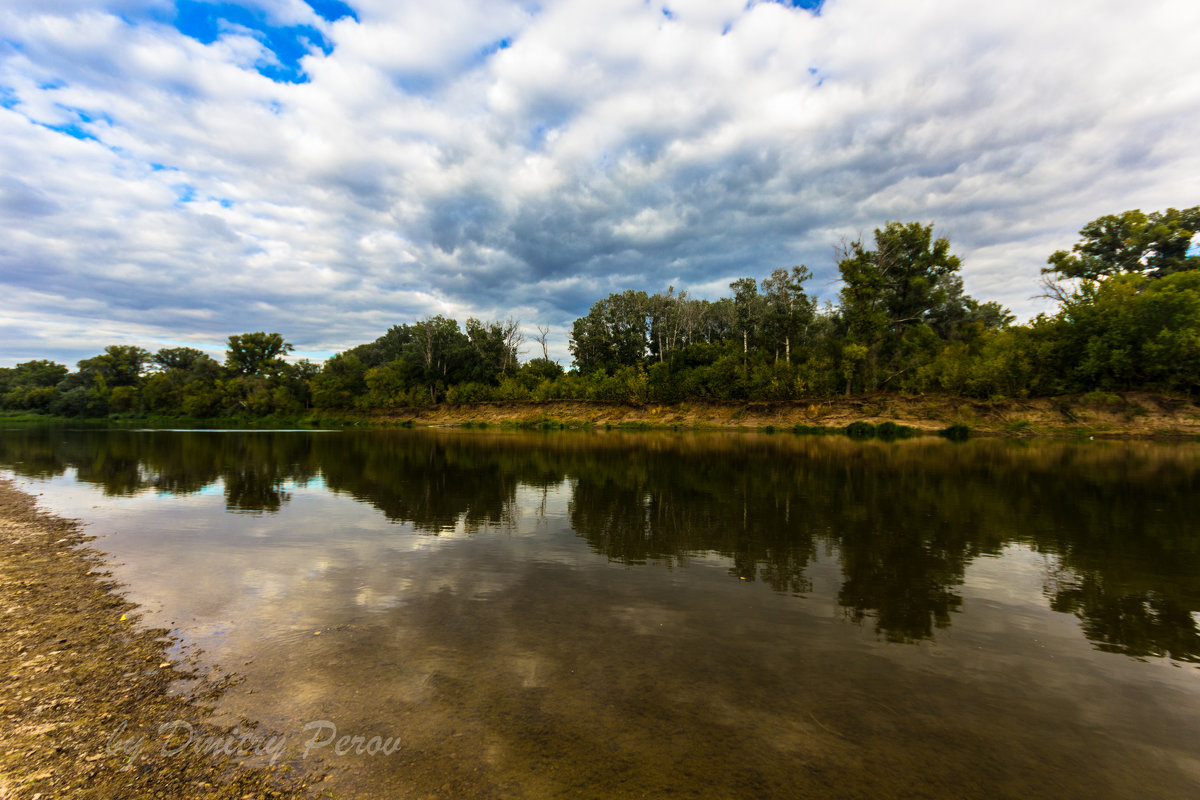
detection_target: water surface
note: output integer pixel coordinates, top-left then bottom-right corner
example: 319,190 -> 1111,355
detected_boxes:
3,428 -> 1199,798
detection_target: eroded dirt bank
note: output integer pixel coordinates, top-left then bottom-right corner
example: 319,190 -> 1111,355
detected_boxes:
360,392 -> 1200,438
0,478 -> 323,799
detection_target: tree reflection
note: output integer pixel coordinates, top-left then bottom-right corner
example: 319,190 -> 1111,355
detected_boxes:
3,426 -> 1200,660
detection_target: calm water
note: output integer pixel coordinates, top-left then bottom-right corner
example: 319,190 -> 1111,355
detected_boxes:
3,427 -> 1200,798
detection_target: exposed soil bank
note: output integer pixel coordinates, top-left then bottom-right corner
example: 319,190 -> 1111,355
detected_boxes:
0,479 -> 323,799
360,392 -> 1200,438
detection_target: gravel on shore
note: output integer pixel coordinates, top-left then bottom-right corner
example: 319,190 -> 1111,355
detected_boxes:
0,478 -> 326,799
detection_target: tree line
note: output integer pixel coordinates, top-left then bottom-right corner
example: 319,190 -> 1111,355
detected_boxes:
2,205 -> 1198,417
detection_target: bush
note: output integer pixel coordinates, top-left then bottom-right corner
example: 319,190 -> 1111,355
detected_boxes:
875,421 -> 919,441
495,377 -> 531,402
845,421 -> 876,440
939,424 -> 971,442
446,382 -> 495,404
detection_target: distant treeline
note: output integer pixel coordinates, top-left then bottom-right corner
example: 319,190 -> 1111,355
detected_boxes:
2,206 -> 1198,418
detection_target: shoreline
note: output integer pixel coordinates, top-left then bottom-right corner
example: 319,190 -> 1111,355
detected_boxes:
0,478 -> 322,799
360,392 -> 1200,439
3,391 -> 1199,439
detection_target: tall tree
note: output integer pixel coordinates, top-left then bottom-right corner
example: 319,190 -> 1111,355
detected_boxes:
569,290 -> 651,374
761,266 -> 815,363
729,277 -> 765,370
225,333 -> 293,376
152,347 -> 214,372
1045,206 -> 1200,283
464,317 -> 523,380
78,345 -> 152,387
837,222 -> 962,391
534,325 -> 551,360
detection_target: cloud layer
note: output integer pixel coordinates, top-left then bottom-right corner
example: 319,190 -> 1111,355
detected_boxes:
2,0 -> 1199,365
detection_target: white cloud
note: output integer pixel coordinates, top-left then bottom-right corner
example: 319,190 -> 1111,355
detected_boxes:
2,0 -> 1199,366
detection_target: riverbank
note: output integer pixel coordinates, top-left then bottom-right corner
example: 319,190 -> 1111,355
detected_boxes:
3,391 -> 1199,438
0,479 -> 322,799
363,392 -> 1200,438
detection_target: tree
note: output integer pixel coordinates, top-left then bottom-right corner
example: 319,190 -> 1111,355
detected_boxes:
142,348 -> 222,413
412,316 -> 469,402
569,291 -> 651,374
648,287 -> 692,363
0,360 -> 68,411
534,325 -> 551,360
464,317 -> 523,380
926,274 -> 1013,341
837,222 -> 963,391
152,346 -> 213,372
761,266 -> 815,363
311,353 -> 368,408
729,277 -> 765,370
77,345 -> 151,387
345,324 -> 415,368
225,333 -> 293,376
1045,206 -> 1200,283
1048,271 -> 1200,393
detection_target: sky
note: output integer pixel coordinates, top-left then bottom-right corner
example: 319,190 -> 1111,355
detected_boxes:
2,0 -> 1198,368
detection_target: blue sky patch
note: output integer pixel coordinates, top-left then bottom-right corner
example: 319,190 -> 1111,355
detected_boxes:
305,0 -> 358,23
68,107 -> 114,127
479,38 -> 512,59
40,122 -> 98,142
36,105 -> 112,142
758,0 -> 824,12
170,1 -> 336,84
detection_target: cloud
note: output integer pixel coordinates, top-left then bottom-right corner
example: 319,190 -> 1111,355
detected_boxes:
2,0 -> 1199,366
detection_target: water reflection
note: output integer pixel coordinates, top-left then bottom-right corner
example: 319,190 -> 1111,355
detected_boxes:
2,427 -> 1200,659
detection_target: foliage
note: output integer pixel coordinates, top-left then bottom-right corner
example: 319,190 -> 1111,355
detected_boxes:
225,332 -> 293,376
1045,206 -> 1200,282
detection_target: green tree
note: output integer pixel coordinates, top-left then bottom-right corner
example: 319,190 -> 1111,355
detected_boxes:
569,291 -> 651,374
760,266 -> 815,363
836,222 -> 963,391
1045,206 -> 1200,283
1054,271 -> 1200,392
77,345 -> 152,387
464,317 -> 523,380
729,277 -> 764,370
0,360 -> 68,411
225,332 -> 293,376
143,349 -> 222,414
152,346 -> 214,371
311,354 -> 369,409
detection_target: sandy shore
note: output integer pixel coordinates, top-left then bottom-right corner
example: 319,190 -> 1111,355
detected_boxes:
0,478 -> 323,799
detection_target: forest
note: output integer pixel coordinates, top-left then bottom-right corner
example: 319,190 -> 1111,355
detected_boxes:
2,206 -> 1198,419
